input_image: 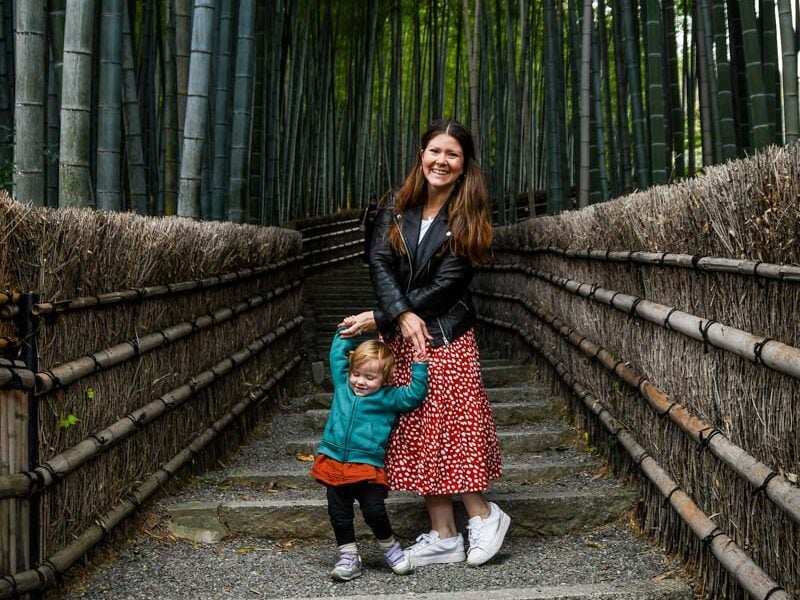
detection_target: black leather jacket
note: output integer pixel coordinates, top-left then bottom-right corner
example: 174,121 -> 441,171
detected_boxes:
369,197 -> 476,347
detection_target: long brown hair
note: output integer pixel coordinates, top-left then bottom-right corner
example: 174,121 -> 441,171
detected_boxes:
387,119 -> 493,266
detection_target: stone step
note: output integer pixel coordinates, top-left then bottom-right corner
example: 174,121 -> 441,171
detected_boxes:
292,385 -> 558,411
292,581 -> 693,600
225,451 -> 602,491
165,485 -> 636,542
300,361 -> 538,390
303,399 -> 562,432
285,422 -> 573,457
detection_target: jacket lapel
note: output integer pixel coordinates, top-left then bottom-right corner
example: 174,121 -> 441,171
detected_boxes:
414,203 -> 450,269
399,205 -> 421,262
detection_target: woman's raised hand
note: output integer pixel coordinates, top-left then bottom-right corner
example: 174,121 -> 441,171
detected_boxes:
338,311 -> 377,338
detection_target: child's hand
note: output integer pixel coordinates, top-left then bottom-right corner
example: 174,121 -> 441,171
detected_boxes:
412,348 -> 428,363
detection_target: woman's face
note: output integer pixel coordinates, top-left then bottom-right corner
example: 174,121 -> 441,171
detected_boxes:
420,133 -> 465,194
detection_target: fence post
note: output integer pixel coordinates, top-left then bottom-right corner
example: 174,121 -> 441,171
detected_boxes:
0,293 -> 41,598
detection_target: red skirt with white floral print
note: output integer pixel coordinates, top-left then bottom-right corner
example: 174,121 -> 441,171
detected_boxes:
384,328 -> 502,495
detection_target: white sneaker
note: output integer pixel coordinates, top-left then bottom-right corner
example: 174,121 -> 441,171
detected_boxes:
405,530 -> 466,566
466,502 -> 511,566
384,540 -> 413,575
330,552 -> 362,581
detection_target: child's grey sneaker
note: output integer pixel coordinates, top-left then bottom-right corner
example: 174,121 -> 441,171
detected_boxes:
405,531 -> 466,566
330,552 -> 362,581
384,541 -> 413,575
466,501 -> 511,566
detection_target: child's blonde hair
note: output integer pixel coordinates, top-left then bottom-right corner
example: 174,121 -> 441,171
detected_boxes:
349,339 -> 395,381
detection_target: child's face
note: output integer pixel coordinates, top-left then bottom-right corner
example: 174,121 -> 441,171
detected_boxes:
348,359 -> 385,396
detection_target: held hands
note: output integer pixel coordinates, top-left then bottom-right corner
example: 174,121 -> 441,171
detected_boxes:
338,311 -> 377,338
398,311 -> 432,361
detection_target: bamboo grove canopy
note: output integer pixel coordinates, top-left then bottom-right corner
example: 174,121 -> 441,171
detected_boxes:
3,1 -> 799,223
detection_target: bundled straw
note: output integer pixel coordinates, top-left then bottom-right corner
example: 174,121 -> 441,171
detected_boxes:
475,144 -> 800,599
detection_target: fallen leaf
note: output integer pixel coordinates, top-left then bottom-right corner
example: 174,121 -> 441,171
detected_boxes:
295,453 -> 315,462
584,540 -> 605,549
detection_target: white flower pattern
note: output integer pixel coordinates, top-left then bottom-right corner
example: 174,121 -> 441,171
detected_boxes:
385,329 -> 502,494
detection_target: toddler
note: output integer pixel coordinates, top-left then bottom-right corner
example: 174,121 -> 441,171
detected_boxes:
310,330 -> 428,581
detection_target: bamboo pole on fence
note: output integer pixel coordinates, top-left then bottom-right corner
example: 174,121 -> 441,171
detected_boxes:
0,316 -> 303,498
305,251 -> 364,271
0,361 -> 35,390
0,292 -> 21,306
35,279 -> 302,394
297,217 -> 360,236
302,239 -> 362,260
474,288 -> 800,525
301,225 -> 362,244
481,263 -> 800,381
0,389 -> 29,581
31,255 -> 302,317
0,353 -> 303,599
479,315 -> 790,600
497,246 -> 800,283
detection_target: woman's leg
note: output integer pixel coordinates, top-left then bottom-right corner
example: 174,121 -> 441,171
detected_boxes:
425,494 -> 458,538
460,491 -> 511,566
460,491 -> 490,519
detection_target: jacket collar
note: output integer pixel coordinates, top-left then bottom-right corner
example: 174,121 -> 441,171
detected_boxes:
399,202 -> 450,268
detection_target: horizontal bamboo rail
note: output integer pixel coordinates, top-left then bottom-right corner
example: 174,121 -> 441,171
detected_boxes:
0,361 -> 35,390
474,288 -> 800,525
297,217 -> 360,236
0,316 -> 303,499
496,245 -> 800,283
302,238 -> 362,260
32,255 -> 303,316
0,353 -> 303,599
480,262 -> 800,381
0,338 -> 21,352
0,305 -> 18,320
479,315 -> 790,600
301,225 -> 361,245
305,250 -> 363,271
0,292 -> 20,306
35,279 -> 302,394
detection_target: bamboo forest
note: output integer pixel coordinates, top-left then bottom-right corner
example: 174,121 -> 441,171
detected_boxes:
4,1 -> 800,223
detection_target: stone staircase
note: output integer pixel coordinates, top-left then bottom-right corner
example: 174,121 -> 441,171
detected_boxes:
54,262 -> 696,599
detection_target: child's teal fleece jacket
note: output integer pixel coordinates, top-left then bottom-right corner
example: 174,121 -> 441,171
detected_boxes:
316,332 -> 429,468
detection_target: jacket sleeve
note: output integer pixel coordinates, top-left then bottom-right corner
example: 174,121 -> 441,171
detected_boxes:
329,331 -> 356,387
387,361 -> 429,412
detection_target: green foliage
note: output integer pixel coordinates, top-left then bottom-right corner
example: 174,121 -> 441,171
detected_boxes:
59,413 -> 80,429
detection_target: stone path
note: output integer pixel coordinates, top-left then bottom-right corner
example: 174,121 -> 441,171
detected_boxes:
53,263 -> 696,600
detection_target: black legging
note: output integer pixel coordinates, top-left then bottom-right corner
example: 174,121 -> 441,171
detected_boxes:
326,481 -> 392,545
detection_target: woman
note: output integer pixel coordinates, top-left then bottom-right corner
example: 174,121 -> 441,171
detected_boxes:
339,119 -> 509,567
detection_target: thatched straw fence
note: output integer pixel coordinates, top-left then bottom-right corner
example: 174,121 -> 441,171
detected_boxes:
0,193 -> 304,597
473,144 -> 800,599
292,208 -> 364,270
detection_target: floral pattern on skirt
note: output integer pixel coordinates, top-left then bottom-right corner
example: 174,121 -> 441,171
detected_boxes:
384,328 -> 502,495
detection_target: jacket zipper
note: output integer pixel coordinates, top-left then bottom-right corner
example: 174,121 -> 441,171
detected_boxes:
437,317 -> 450,345
343,395 -> 360,462
395,214 -> 414,293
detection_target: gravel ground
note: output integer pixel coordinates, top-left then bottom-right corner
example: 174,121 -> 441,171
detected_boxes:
52,523 -> 686,600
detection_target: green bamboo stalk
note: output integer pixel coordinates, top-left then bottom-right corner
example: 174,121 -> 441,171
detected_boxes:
95,0 -> 123,211
120,4 -> 148,214
777,0 -> 799,143
210,0 -> 234,221
58,0 -> 96,208
13,0 -> 48,205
